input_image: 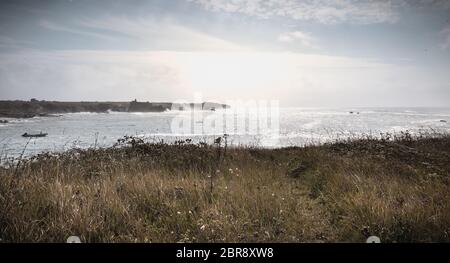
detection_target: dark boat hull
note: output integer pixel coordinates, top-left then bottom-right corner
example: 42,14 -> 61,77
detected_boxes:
22,133 -> 48,138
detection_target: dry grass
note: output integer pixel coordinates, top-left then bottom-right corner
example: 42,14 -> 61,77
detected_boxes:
0,132 -> 449,242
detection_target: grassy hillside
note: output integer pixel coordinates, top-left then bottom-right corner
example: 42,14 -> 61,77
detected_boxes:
0,132 -> 449,242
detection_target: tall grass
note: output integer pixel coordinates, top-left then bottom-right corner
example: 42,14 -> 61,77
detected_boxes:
0,132 -> 449,242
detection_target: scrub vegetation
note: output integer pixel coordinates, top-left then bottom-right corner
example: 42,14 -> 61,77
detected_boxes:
0,132 -> 449,242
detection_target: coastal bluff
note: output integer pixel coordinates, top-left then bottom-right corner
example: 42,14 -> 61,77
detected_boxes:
0,99 -> 229,118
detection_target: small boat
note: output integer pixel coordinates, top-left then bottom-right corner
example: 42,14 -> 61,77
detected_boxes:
22,132 -> 48,138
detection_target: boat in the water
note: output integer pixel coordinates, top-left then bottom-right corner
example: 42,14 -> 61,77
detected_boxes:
22,132 -> 48,138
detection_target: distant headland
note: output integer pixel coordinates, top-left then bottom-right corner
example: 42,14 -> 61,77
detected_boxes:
0,99 -> 230,118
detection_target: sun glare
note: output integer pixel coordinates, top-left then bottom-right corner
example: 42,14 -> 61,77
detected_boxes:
180,52 -> 292,96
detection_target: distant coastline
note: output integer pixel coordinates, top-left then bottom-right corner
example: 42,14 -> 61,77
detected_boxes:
0,99 -> 229,118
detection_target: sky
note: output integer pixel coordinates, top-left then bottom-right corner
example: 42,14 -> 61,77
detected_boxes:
0,0 -> 449,107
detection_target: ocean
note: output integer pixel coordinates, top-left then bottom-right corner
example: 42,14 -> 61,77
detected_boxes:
1,107 -> 449,159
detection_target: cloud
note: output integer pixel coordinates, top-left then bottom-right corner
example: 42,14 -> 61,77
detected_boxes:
416,0 -> 450,9
189,0 -> 400,24
0,36 -> 34,49
39,20 -> 116,41
277,31 -> 317,48
440,27 -> 450,49
38,15 -> 246,52
1,49 -> 449,107
0,50 -> 188,101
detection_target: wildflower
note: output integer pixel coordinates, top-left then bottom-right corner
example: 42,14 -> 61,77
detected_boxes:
200,225 -> 206,231
228,168 -> 234,174
177,211 -> 182,215
271,193 -> 275,197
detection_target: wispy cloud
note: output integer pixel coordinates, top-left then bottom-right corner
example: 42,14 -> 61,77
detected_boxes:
189,0 -> 400,24
0,36 -> 34,49
40,16 -> 245,51
277,31 -> 317,48
39,20 -> 116,41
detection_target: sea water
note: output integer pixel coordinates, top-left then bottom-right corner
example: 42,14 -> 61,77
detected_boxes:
0,107 -> 449,159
